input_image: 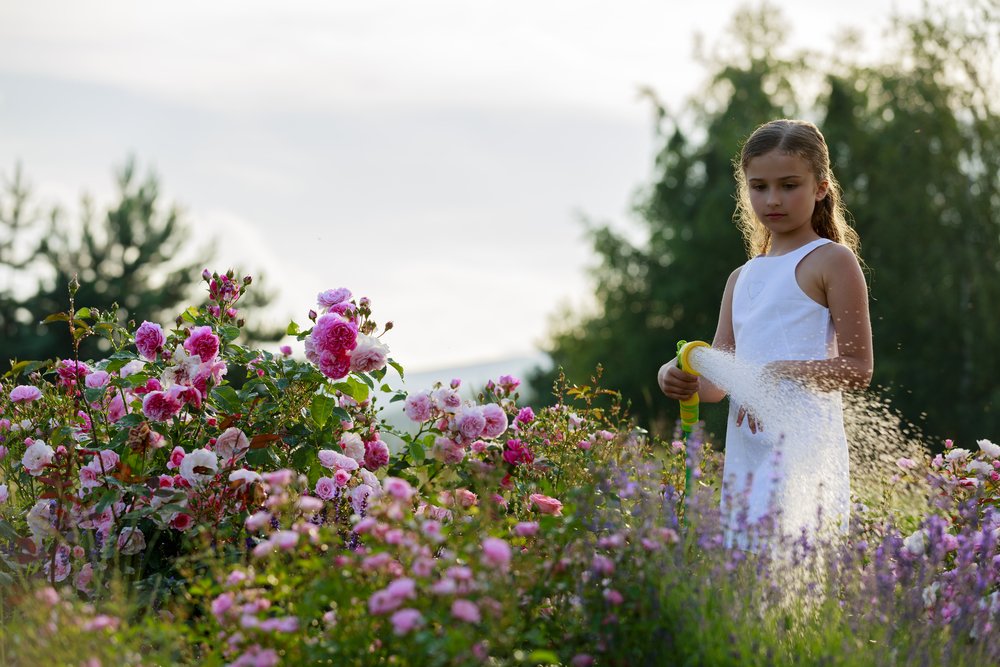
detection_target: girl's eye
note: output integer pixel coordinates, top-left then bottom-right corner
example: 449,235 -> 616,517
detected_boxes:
783,183 -> 799,190
751,184 -> 766,191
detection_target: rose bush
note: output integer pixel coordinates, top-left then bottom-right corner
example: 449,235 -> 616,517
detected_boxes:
1,270 -> 999,665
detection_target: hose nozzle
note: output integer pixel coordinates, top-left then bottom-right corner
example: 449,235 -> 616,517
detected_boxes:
675,340 -> 710,436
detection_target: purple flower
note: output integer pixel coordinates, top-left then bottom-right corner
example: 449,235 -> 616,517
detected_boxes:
9,385 -> 42,403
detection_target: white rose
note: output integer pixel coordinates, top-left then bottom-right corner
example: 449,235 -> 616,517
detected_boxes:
339,432 -> 366,463
358,468 -> 381,494
22,440 -> 55,476
117,526 -> 147,555
945,448 -> 971,462
348,334 -> 389,373
179,448 -> 219,485
967,460 -> 993,476
978,439 -> 1000,459
216,427 -> 250,463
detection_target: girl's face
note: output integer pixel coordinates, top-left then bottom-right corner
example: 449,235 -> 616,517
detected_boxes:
744,150 -> 829,239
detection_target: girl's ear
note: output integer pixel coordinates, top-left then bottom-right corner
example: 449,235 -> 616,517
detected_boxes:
815,179 -> 830,201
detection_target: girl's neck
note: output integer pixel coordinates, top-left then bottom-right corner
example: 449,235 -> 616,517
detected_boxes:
765,229 -> 822,257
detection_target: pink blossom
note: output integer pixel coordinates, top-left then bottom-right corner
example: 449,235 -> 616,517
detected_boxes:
272,530 -> 299,550
317,288 -> 352,309
75,563 -> 94,593
22,440 -> 54,476
433,387 -> 462,414
333,468 -> 352,486
404,393 -> 432,422
349,334 -> 389,373
497,375 -> 520,392
368,589 -> 400,615
56,360 -> 89,388
85,371 -> 110,389
481,403 -> 508,439
351,483 -> 373,515
391,608 -> 424,635
603,588 -> 624,605
211,592 -> 234,620
117,527 -> 146,555
215,427 -> 250,463
170,513 -> 194,531
515,407 -> 535,424
454,488 -> 478,507
183,325 -> 220,362
571,654 -> 595,667
529,493 -> 563,516
10,385 -> 42,403
245,511 -> 272,532
166,446 -> 186,470
142,390 -> 183,422
432,437 -> 466,465
107,393 -> 127,422
456,406 -> 487,440
364,439 -> 390,470
386,577 -> 417,601
319,350 -> 352,380
592,554 -> 615,575
315,476 -> 337,500
384,477 -> 415,501
279,345 -> 292,356
503,439 -> 534,467
482,537 -> 512,569
311,314 -> 358,356
515,521 -> 539,537
262,469 -> 294,487
451,599 -> 481,623
318,449 -> 359,471
0,484 -> 8,504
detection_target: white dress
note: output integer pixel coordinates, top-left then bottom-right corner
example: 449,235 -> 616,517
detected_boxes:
723,237 -> 851,545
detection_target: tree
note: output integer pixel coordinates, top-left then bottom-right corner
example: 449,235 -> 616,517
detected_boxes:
531,1 -> 1000,447
1,158 -> 282,366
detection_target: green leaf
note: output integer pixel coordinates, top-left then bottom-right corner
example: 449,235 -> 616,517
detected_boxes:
0,519 -> 20,541
390,393 -> 407,403
181,306 -> 200,323
333,378 -> 369,403
219,325 -> 241,343
388,359 -> 404,380
210,386 -> 242,414
527,650 -> 560,664
286,321 -> 301,336
84,386 -> 107,404
42,312 -> 70,324
105,351 -> 139,373
75,307 -> 91,319
408,441 -> 426,464
7,360 -> 49,378
311,394 -> 335,427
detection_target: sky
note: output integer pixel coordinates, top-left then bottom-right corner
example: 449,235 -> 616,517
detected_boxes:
0,0 -> 916,372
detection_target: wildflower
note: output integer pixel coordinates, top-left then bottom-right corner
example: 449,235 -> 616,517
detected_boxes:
9,385 -> 42,403
451,599 -> 481,623
904,529 -> 928,556
391,608 -> 424,635
603,589 -> 624,606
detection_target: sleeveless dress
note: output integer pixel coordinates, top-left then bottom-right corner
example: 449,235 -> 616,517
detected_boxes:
722,237 -> 851,546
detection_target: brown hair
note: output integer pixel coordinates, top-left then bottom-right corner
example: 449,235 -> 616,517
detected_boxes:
733,119 -> 860,258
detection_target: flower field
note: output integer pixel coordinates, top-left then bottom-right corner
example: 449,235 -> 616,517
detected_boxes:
1,272 -> 999,666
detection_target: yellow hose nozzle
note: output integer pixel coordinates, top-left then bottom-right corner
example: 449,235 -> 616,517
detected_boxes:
675,340 -> 710,436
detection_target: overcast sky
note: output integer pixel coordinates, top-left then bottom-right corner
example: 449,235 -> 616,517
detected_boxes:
0,0 -> 914,371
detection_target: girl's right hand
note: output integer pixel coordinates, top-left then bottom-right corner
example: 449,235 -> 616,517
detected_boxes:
657,359 -> 699,401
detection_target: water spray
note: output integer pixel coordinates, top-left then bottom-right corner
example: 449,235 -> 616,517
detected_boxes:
676,339 -> 710,511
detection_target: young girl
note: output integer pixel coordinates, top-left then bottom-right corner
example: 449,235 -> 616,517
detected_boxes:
657,119 -> 873,542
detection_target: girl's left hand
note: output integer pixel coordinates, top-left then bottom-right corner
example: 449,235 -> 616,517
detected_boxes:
735,405 -> 763,433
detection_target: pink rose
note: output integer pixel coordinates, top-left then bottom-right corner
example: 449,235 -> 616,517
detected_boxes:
215,427 -> 250,463
364,439 -> 390,470
279,345 -> 293,356
166,446 -> 186,470
317,288 -> 352,309
456,406 -> 486,440
311,314 -> 358,356
383,477 -> 415,501
10,385 -> 42,403
134,321 -> 165,360
349,334 -> 389,373
529,493 -> 563,516
390,608 -> 424,636
142,390 -> 183,422
481,403 -> 508,439
432,437 -> 465,465
56,360 -> 89,388
319,350 -> 352,380
318,449 -> 359,471
170,513 -> 194,531
334,469 -> 352,486
183,325 -> 220,362
514,521 -> 539,537
451,599 -> 481,624
315,476 -> 337,500
404,393 -> 432,422
481,537 -> 511,569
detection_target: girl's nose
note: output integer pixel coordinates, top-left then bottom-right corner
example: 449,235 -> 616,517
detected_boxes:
766,188 -> 781,206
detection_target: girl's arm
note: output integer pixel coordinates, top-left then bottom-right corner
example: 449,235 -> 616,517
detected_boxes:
658,267 -> 739,404
767,245 -> 873,391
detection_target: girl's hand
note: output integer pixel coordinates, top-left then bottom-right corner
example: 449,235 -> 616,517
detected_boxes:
735,406 -> 763,434
658,360 -> 699,401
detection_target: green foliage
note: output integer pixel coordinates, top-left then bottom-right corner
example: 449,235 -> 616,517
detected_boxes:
531,1 -> 1000,446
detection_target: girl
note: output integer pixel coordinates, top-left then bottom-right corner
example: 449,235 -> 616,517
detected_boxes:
657,119 -> 873,542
